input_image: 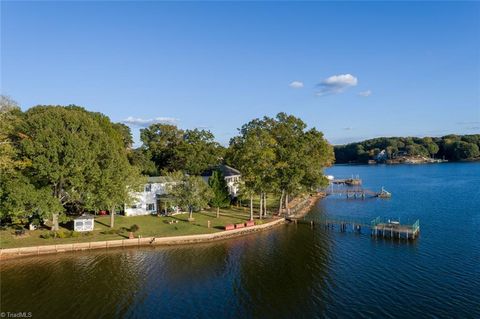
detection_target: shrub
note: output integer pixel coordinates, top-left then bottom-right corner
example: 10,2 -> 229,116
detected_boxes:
129,224 -> 139,233
30,218 -> 41,227
40,230 -> 79,239
55,230 -> 68,238
40,231 -> 54,239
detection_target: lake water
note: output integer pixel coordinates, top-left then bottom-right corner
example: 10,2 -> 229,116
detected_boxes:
1,163 -> 479,318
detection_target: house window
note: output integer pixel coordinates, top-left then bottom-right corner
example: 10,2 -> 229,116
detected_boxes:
131,204 -> 138,209
147,203 -> 155,211
145,184 -> 152,192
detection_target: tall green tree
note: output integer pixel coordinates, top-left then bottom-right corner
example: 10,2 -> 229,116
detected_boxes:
169,174 -> 213,220
19,106 -> 142,230
140,123 -> 183,172
0,173 -> 61,225
267,113 -> 333,215
128,148 -> 158,176
176,129 -> 223,175
0,97 -> 62,225
227,124 -> 276,219
140,124 -> 222,175
208,170 -> 231,218
0,96 -> 28,172
227,112 -> 333,217
299,128 -> 335,191
87,113 -> 145,228
113,123 -> 134,149
452,141 -> 480,160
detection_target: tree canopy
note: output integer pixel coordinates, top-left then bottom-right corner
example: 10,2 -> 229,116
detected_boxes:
0,104 -> 143,229
140,124 -> 223,175
226,112 -> 334,216
169,174 -> 214,220
334,135 -> 480,163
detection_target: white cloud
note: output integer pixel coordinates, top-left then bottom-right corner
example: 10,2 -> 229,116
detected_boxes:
289,81 -> 304,89
316,74 -> 358,96
123,116 -> 178,127
358,90 -> 372,97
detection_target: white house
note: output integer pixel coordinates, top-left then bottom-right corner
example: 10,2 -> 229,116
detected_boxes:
201,164 -> 241,198
124,165 -> 242,217
124,176 -> 177,216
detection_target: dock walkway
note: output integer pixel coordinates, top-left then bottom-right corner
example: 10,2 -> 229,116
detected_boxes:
331,178 -> 362,185
289,215 -> 420,241
325,187 -> 390,199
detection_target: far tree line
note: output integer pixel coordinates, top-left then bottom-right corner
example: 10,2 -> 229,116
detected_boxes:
334,135 -> 480,164
0,96 -> 334,230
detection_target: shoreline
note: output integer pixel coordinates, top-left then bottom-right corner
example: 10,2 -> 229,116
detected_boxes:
287,192 -> 325,219
334,160 -> 480,166
0,192 -> 325,261
0,217 -> 286,261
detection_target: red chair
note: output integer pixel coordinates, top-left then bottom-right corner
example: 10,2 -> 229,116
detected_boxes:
225,224 -> 235,231
245,220 -> 255,227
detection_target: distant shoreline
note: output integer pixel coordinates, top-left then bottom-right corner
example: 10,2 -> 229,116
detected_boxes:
333,159 -> 479,166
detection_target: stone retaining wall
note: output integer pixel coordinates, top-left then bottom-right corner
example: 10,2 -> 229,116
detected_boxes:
0,218 -> 285,260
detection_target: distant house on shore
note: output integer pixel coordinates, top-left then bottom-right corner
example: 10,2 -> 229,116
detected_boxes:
124,176 -> 177,216
201,164 -> 241,198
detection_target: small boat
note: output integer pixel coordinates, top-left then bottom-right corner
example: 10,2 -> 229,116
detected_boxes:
388,219 -> 400,225
345,178 -> 362,186
377,187 -> 392,198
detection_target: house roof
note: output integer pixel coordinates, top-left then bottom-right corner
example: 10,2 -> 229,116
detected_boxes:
74,214 -> 94,220
147,176 -> 175,183
202,164 -> 241,177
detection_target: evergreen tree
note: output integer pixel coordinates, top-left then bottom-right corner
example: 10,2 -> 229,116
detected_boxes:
208,170 -> 231,218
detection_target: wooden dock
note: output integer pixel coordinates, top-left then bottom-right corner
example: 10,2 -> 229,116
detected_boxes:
289,215 -> 420,241
325,187 -> 391,199
331,178 -> 362,186
370,217 -> 420,240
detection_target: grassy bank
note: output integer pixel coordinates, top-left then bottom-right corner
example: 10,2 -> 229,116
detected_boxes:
0,207 -> 274,249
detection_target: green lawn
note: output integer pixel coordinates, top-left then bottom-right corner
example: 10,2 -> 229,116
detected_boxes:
0,206 -> 274,249
237,193 -> 281,211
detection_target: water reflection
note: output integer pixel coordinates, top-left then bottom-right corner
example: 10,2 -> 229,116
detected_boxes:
2,163 -> 480,318
236,225 -> 334,318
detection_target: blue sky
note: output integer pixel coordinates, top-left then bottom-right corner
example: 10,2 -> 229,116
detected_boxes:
1,1 -> 479,145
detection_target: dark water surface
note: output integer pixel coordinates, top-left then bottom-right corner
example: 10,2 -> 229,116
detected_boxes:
1,163 -> 479,318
